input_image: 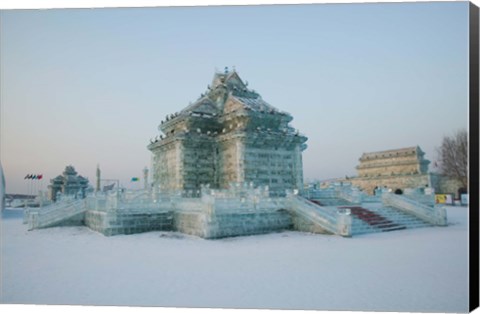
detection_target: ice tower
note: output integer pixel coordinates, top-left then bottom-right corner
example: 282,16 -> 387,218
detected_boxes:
148,68 -> 308,196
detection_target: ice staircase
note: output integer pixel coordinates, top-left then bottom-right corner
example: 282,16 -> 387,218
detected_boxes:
343,205 -> 430,235
288,193 -> 443,237
27,199 -> 87,230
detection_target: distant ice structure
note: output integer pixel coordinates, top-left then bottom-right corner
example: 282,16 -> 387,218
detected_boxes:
48,165 -> 89,202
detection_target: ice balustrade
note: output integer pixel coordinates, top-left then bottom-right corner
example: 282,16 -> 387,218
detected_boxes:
172,198 -> 208,212
27,197 -> 86,230
118,189 -> 172,212
82,183 -> 279,215
201,195 -> 285,215
202,183 -> 285,213
402,188 -> 435,207
23,194 -> 83,225
286,194 -> 352,237
304,187 -> 337,199
86,190 -> 170,213
200,183 -> 283,215
382,193 -> 447,226
202,182 -> 269,198
305,184 -> 381,204
336,186 -> 363,204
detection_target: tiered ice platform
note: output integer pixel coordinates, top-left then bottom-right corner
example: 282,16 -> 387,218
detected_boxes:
25,183 -> 447,239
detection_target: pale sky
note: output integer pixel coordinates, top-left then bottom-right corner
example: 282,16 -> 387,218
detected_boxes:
0,1 -> 469,194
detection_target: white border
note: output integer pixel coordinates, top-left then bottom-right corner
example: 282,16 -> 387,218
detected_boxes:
0,0 -> 474,10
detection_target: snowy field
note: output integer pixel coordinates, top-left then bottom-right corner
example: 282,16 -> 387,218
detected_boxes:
0,206 -> 470,313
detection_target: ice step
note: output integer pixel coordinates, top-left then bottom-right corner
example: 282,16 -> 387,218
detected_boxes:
344,205 -> 433,235
372,206 -> 431,228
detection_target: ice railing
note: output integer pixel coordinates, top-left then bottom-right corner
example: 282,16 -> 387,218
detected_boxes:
402,188 -> 435,207
27,196 -> 86,230
85,189 -> 174,213
199,183 -> 284,215
304,183 -> 381,204
24,193 -> 77,221
201,182 -> 269,198
336,185 -> 363,204
382,193 -> 447,226
83,183 -> 283,215
22,195 -> 68,224
286,194 -> 352,237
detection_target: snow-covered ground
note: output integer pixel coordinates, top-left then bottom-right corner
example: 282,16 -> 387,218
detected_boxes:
0,206 -> 470,313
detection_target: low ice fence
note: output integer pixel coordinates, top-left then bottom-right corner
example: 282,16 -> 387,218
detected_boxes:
287,195 -> 352,237
27,198 -> 86,230
382,193 -> 447,226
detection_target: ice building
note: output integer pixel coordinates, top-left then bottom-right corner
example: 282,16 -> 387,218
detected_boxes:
48,165 -> 89,201
25,69 -> 448,239
347,146 -> 431,195
345,146 -> 465,198
147,68 -> 307,196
